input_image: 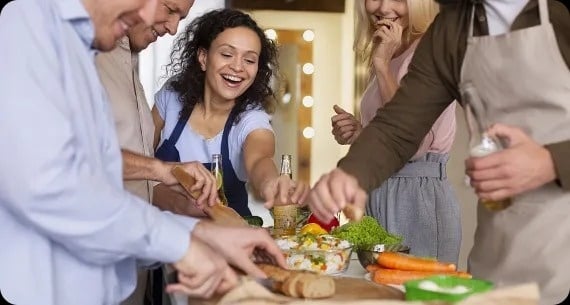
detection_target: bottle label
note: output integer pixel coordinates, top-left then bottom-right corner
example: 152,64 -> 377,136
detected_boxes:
273,204 -> 297,236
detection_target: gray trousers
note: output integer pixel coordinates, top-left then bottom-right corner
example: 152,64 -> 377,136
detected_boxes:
365,152 -> 461,264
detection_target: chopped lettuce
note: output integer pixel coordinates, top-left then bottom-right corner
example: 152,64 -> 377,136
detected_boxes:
331,216 -> 403,251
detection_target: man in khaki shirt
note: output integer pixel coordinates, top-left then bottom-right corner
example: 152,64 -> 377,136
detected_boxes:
96,1 -> 212,304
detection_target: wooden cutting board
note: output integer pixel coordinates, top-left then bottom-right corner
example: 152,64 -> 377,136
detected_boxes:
330,277 -> 403,300
188,277 -> 403,304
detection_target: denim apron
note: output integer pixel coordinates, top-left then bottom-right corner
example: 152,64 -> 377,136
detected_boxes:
461,0 -> 570,303
155,106 -> 251,217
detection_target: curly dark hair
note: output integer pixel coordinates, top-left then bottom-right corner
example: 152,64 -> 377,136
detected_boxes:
166,9 -> 278,120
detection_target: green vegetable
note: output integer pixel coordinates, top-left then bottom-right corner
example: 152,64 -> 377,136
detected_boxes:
310,256 -> 326,265
243,216 -> 263,227
331,216 -> 403,251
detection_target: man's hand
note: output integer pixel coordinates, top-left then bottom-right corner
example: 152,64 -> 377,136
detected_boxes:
167,236 -> 239,298
331,105 -> 362,145
157,161 -> 218,207
152,184 -> 207,217
466,124 -> 557,201
192,221 -> 287,278
307,168 -> 367,223
261,175 -> 309,209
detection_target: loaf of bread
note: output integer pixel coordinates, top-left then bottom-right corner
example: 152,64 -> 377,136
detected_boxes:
257,264 -> 335,299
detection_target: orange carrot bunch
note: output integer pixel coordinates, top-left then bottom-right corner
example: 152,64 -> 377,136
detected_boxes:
367,252 -> 471,285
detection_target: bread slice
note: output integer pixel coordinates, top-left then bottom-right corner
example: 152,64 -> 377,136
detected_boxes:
258,264 -> 292,282
257,264 -> 336,299
284,273 -> 305,298
296,273 -> 335,299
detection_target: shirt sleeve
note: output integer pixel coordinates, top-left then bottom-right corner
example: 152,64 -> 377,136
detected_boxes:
236,109 -> 273,147
0,5 -> 191,266
545,142 -> 570,190
338,14 -> 456,192
154,81 -> 175,120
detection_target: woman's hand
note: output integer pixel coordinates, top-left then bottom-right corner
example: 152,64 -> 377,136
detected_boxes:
331,105 -> 362,145
261,175 -> 310,208
372,20 -> 403,72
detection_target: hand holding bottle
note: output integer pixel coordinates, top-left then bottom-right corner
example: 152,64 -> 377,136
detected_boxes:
466,124 -> 556,206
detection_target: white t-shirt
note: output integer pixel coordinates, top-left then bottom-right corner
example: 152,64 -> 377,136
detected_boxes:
154,83 -> 273,181
484,0 -> 530,35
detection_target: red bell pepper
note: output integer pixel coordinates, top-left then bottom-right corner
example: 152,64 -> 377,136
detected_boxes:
307,213 -> 339,233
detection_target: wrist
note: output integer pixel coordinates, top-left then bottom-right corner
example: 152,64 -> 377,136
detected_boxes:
258,176 -> 278,200
152,159 -> 172,183
191,220 -> 212,241
374,64 -> 391,77
540,147 -> 557,184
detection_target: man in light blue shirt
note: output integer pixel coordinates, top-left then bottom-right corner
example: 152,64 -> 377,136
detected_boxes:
0,0 -> 284,304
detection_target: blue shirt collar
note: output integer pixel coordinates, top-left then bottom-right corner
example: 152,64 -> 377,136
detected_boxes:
55,0 -> 95,52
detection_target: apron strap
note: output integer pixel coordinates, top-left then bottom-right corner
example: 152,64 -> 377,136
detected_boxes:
220,107 -> 252,216
538,0 -> 549,25
168,113 -> 190,145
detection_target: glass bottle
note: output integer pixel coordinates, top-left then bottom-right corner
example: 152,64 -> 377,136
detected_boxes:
272,154 -> 298,236
470,133 -> 512,211
210,154 -> 229,206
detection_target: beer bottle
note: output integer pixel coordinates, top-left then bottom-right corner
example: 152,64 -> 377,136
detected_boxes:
463,86 -> 511,212
470,133 -> 512,211
210,154 -> 229,206
273,154 -> 298,236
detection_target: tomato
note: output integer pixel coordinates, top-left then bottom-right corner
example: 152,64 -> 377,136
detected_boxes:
307,213 -> 339,233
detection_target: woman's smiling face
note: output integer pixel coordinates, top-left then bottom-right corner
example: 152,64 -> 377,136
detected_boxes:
365,0 -> 409,29
199,26 -> 261,103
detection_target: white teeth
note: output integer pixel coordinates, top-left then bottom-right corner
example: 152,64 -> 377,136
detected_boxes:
223,74 -> 242,82
151,29 -> 159,38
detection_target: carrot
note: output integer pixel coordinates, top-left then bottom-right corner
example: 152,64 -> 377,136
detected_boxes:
372,268 -> 472,285
365,264 -> 381,272
377,252 -> 456,272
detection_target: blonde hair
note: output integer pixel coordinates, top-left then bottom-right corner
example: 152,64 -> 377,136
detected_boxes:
353,0 -> 439,63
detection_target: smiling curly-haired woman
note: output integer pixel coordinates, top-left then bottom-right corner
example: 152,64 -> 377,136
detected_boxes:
152,9 -> 309,217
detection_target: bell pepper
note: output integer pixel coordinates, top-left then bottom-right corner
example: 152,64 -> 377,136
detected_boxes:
307,213 -> 339,233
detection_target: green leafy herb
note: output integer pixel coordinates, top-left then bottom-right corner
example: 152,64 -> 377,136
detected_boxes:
331,216 -> 403,251
310,255 -> 326,265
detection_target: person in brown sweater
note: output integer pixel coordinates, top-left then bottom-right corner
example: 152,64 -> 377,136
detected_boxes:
308,0 -> 570,304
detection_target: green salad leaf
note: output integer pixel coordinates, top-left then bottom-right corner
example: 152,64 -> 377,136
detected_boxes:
331,216 -> 403,251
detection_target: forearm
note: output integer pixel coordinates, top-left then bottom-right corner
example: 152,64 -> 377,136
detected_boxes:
0,160 -> 190,265
122,149 -> 170,182
339,23 -> 455,191
249,158 -> 279,200
153,184 -> 207,217
374,65 -> 400,103
545,141 -> 570,190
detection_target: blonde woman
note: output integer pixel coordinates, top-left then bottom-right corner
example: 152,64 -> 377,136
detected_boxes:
331,0 -> 460,263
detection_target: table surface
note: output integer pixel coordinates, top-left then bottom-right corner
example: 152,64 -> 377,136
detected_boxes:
170,254 -> 369,305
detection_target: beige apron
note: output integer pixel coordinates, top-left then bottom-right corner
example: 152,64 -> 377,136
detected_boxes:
460,0 -> 570,304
